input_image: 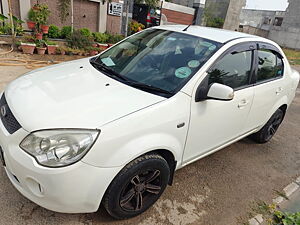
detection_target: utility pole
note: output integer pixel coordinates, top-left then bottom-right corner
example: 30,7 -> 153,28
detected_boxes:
124,0 -> 130,37
7,0 -> 15,48
71,0 -> 74,32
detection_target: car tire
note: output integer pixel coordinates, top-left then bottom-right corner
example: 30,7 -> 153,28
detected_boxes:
103,154 -> 170,219
250,109 -> 284,144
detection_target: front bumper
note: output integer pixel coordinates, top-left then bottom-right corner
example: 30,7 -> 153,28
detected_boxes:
0,122 -> 122,213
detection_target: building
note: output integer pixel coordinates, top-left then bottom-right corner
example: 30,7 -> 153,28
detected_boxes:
268,0 -> 300,49
240,0 -> 300,49
239,9 -> 285,38
0,0 -> 124,34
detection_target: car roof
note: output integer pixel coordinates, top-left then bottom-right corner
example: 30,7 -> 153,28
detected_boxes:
155,25 -> 261,44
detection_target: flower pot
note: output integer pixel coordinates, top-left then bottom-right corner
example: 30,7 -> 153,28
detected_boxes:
37,47 -> 47,55
21,43 -> 36,54
41,25 -> 49,34
89,50 -> 98,56
36,33 -> 43,40
98,43 -> 109,50
27,21 -> 36,30
47,45 -> 57,55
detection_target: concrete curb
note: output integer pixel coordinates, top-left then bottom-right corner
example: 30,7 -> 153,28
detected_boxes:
248,176 -> 300,225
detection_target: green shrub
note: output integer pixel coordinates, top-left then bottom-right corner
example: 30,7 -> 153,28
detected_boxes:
107,33 -> 124,44
92,32 -> 109,43
36,39 -> 46,48
27,8 -> 37,21
0,23 -> 23,35
79,28 -> 92,38
45,40 -> 57,46
67,30 -> 93,49
61,26 -> 72,39
0,14 -> 24,35
206,17 -> 224,28
48,24 -> 61,38
128,20 -> 144,34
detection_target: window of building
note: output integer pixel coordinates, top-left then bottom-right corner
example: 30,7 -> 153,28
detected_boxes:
208,51 -> 252,89
274,17 -> 283,26
257,49 -> 284,83
263,17 -> 271,25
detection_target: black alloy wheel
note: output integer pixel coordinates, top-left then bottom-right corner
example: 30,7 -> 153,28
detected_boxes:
120,169 -> 162,211
103,154 -> 170,219
250,109 -> 284,143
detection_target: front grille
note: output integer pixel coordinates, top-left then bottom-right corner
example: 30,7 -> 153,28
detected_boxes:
0,94 -> 21,134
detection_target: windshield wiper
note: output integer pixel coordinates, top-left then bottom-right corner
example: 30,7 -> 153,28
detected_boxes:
90,59 -> 127,81
126,81 -> 173,96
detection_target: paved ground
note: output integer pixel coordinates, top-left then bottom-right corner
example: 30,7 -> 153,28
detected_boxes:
0,63 -> 299,225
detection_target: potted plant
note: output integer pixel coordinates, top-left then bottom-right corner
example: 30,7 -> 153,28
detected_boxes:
65,47 -> 75,56
56,46 -> 67,55
86,46 -> 99,56
21,35 -> 36,54
36,40 -> 47,55
77,49 -> 85,56
35,31 -> 43,40
45,40 -> 58,55
35,3 -> 51,34
27,7 -> 37,30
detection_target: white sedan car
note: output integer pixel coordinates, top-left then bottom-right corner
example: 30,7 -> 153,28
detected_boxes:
0,25 -> 299,219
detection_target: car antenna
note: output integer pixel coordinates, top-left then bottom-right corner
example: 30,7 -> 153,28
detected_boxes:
182,20 -> 196,31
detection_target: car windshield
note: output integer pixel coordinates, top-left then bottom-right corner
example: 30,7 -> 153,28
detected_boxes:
92,29 -> 222,97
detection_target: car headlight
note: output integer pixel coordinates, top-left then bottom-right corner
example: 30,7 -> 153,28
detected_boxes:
20,129 -> 100,167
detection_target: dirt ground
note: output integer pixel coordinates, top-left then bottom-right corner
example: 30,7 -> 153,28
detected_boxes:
0,54 -> 299,225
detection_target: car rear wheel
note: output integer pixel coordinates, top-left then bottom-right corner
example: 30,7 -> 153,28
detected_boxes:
250,109 -> 284,143
103,154 -> 170,219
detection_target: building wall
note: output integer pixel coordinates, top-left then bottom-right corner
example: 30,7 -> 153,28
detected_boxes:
223,0 -> 246,30
11,0 -> 21,18
241,25 -> 269,38
161,2 -> 195,25
161,9 -> 194,25
171,0 -> 194,8
268,0 -> 300,49
280,0 -> 300,28
239,9 -> 285,31
204,0 -> 230,20
30,0 -> 99,32
106,0 -> 122,34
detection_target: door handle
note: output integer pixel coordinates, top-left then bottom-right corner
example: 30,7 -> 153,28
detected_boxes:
238,99 -> 249,109
276,87 -> 283,95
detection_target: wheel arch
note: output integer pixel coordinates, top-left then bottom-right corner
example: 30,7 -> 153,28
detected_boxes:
279,104 -> 288,119
147,149 -> 177,185
263,97 -> 288,127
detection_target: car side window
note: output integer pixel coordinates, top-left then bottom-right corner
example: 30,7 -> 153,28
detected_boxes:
207,50 -> 252,89
257,49 -> 284,83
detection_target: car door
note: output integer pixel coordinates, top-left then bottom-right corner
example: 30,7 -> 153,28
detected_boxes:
245,43 -> 287,130
183,42 -> 256,164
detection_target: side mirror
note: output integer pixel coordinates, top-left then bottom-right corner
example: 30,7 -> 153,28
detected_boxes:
207,83 -> 234,101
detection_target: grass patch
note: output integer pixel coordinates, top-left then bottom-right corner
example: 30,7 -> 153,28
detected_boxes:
283,48 -> 300,65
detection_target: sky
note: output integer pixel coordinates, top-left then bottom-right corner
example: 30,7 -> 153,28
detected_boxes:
245,0 -> 289,11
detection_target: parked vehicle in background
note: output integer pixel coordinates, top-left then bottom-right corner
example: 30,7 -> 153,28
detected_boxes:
0,25 -> 299,219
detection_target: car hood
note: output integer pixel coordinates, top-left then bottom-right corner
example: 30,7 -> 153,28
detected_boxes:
5,58 -> 165,132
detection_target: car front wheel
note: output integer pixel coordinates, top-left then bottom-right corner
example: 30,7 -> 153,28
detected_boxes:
103,154 -> 170,219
